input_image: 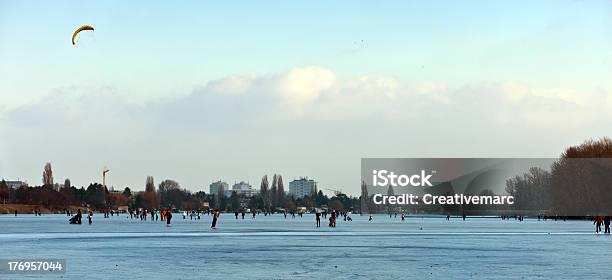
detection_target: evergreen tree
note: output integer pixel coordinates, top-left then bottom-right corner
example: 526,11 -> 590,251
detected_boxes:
315,190 -> 328,207
123,187 -> 132,197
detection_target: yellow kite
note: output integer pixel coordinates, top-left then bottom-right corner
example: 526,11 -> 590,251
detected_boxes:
71,25 -> 94,45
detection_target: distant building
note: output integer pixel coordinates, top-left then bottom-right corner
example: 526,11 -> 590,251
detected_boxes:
209,181 -> 229,196
5,180 -> 28,189
231,181 -> 255,197
289,177 -> 317,199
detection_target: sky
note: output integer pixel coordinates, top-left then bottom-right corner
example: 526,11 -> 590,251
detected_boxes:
1,1 -> 612,195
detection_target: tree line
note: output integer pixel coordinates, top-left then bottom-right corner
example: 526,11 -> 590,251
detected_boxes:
356,137 -> 612,216
9,137 -> 607,215
0,169 -> 360,213
506,137 -> 612,215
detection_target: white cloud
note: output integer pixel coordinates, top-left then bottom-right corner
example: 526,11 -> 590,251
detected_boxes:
276,66 -> 336,106
204,74 -> 256,95
1,66 -> 611,194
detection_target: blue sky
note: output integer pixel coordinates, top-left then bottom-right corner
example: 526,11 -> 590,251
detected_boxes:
2,0 -> 611,104
1,1 -> 611,194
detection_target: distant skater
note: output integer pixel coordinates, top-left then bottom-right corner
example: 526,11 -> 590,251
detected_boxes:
315,212 -> 321,228
14,210 -> 17,216
368,215 -> 373,222
328,211 -> 336,227
166,210 -> 173,226
88,211 -> 93,225
69,209 -> 82,224
594,216 -> 603,233
605,216 -> 611,234
252,211 -> 256,219
211,210 -> 220,229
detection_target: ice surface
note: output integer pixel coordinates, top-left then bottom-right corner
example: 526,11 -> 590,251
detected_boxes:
1,214 -> 611,279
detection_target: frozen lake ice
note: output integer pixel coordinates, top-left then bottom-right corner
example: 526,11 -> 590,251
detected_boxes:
1,213 -> 611,279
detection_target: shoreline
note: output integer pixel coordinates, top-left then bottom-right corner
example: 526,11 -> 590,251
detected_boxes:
0,204 -> 88,215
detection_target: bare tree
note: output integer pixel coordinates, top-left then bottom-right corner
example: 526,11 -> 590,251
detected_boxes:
0,180 -> 9,204
42,162 -> 53,186
550,137 -> 612,215
157,179 -> 181,208
505,167 -> 551,211
158,179 -> 180,193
